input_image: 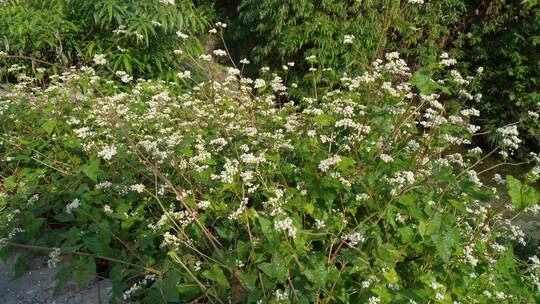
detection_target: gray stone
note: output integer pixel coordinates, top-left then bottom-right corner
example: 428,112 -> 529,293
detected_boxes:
0,251 -> 120,304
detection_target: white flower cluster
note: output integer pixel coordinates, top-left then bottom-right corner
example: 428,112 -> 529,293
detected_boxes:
66,198 -> 81,214
98,145 -> 117,161
318,155 -> 341,172
274,289 -> 288,302
130,184 -> 145,193
27,194 -> 39,205
162,231 -> 180,248
342,232 -> 365,247
47,247 -> 61,269
211,159 -> 239,184
123,274 -> 157,300
92,54 -> 107,65
177,71 -> 191,79
439,52 -> 457,66
343,34 -> 355,44
213,49 -> 227,57
176,31 -> 189,39
115,70 -> 132,83
228,197 -> 248,220
274,217 -> 297,237
497,125 -> 521,151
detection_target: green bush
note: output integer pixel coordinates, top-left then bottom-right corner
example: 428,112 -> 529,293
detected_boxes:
1,44 -> 540,302
0,0 -> 208,80
453,1 -> 540,149
224,0 -> 470,85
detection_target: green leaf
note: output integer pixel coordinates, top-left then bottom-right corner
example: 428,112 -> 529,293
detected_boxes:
42,120 -> 55,135
258,217 -> 276,241
506,175 -> 539,211
336,156 -> 356,172
304,262 -> 328,287
398,226 -> 414,243
383,268 -> 399,284
258,254 -> 288,281
303,202 -> 314,214
160,270 -> 181,302
431,231 -> 455,264
410,67 -> 449,94
313,114 -> 333,126
78,156 -> 100,183
202,264 -> 230,288
418,220 -> 426,237
54,213 -> 74,222
14,255 -> 28,278
4,176 -> 17,189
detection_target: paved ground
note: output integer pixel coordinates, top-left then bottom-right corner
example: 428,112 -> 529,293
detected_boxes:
0,251 -> 118,304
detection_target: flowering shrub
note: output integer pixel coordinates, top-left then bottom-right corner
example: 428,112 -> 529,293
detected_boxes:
1,43 -> 540,303
222,0 -> 540,152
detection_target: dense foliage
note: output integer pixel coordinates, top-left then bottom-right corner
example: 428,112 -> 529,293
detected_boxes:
221,0 -> 540,148
1,37 -> 540,302
454,1 -> 540,149
0,0 -> 207,79
228,0 -> 466,69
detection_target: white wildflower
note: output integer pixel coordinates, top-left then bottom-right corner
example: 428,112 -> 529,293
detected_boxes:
274,217 -> 297,237
343,34 -> 355,44
177,71 -> 191,79
130,184 -> 145,193
66,198 -> 81,214
380,154 -> 394,163
213,49 -> 227,57
197,200 -> 210,209
47,248 -> 61,269
342,232 -> 365,247
176,31 -> 189,39
98,145 -> 117,161
318,155 -> 341,172
103,205 -> 113,213
274,289 -> 288,302
92,54 -> 107,65
368,296 -> 381,304
314,219 -> 326,229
